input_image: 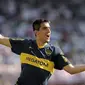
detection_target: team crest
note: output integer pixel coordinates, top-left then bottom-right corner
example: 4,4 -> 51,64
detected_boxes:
45,47 -> 52,56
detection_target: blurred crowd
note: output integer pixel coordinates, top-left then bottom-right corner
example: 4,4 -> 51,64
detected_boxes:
0,0 -> 85,85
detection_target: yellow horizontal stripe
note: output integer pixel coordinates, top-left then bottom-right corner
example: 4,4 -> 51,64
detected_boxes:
20,53 -> 54,73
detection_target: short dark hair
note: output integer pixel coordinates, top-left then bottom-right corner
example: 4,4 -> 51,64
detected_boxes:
32,19 -> 50,31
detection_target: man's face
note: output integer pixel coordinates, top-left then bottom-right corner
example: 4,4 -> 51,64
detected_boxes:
35,22 -> 51,43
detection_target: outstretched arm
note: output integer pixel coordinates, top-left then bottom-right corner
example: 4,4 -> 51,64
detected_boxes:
64,64 -> 85,74
0,34 -> 11,47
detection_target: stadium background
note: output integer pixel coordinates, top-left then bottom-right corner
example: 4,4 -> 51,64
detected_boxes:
0,0 -> 85,85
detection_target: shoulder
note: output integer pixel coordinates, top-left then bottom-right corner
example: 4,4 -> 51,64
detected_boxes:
23,39 -> 34,43
21,39 -> 36,47
47,42 -> 59,50
48,42 -> 64,55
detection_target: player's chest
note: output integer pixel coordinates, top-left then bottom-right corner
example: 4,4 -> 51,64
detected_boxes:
25,46 -> 53,60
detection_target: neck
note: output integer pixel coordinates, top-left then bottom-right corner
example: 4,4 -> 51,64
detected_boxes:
36,39 -> 47,48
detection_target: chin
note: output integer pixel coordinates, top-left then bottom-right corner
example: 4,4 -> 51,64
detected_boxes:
46,39 -> 50,43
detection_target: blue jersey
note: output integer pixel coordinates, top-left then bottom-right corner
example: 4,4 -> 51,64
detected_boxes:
9,39 -> 70,85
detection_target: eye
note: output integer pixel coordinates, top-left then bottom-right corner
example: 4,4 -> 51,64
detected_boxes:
42,27 -> 50,30
42,27 -> 47,30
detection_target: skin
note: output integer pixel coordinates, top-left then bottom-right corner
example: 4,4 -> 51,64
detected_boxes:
35,22 -> 51,48
0,34 -> 11,47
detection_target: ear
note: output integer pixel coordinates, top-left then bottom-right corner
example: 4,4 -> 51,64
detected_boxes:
34,30 -> 38,36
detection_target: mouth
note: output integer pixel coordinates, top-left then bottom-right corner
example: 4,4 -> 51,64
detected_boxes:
46,34 -> 50,38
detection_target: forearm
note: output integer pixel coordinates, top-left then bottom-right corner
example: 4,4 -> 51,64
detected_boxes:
71,65 -> 85,74
64,64 -> 85,74
0,34 -> 11,47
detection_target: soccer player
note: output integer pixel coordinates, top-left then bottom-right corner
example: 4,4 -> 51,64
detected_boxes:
0,19 -> 85,85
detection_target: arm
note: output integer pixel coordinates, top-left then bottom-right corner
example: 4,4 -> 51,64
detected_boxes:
0,34 -> 11,47
52,44 -> 85,74
64,64 -> 85,74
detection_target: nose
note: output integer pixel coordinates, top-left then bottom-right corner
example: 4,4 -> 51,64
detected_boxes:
47,28 -> 51,33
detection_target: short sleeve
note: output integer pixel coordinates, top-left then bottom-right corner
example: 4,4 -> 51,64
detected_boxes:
51,46 -> 70,70
9,38 -> 25,55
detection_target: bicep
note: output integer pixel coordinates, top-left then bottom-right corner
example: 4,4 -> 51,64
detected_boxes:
9,38 -> 25,54
52,45 -> 70,70
52,54 -> 70,70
